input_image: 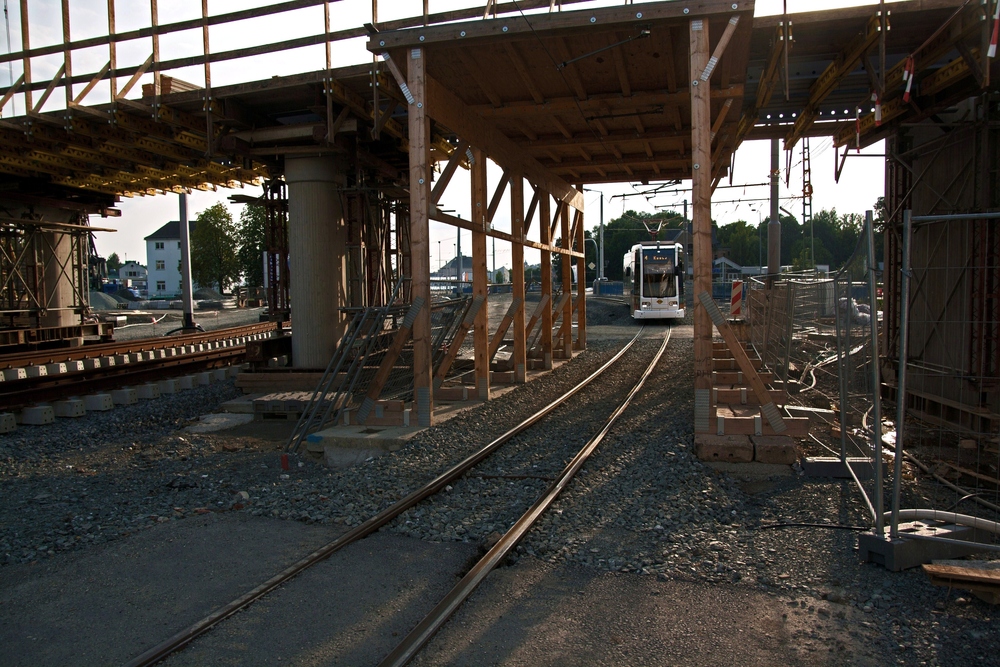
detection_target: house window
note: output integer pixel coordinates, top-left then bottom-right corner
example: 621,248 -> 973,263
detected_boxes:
155,260 -> 165,270
156,281 -> 166,291
155,242 -> 164,249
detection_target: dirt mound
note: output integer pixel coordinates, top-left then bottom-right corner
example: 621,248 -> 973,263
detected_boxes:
194,287 -> 224,300
89,291 -> 121,310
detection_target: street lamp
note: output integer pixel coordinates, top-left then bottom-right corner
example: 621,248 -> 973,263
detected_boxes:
582,187 -> 604,280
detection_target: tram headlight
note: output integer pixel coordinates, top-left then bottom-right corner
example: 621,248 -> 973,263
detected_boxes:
668,300 -> 677,307
640,302 -> 649,309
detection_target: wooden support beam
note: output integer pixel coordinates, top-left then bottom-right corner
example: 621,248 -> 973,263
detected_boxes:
549,200 -> 563,241
539,190 -> 553,368
430,209 -> 582,257
691,17 -> 714,434
487,169 -> 509,224
356,298 -> 425,424
458,51 -> 503,107
433,295 -> 485,389
424,74 -> 584,210
504,42 -> 544,104
524,185 -> 539,237
574,185 -> 586,350
554,37 -> 588,100
116,53 -> 154,100
32,64 -> 65,114
408,45 -> 433,427
524,293 -> 550,345
560,195 -> 573,359
474,86 -> 743,119
471,146 -> 490,401
511,173 -> 527,382
431,139 -> 469,205
611,34 -> 632,97
489,297 -> 523,361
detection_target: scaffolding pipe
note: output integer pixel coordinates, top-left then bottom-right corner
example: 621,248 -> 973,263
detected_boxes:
865,211 -> 884,536
890,210 -> 912,538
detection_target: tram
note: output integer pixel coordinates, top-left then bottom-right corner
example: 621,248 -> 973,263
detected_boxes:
623,241 -> 686,320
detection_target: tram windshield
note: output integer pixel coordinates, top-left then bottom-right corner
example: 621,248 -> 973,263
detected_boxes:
642,249 -> 677,298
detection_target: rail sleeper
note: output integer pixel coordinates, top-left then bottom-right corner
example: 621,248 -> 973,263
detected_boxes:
53,399 -> 86,418
3,368 -> 26,381
0,413 -> 15,433
136,384 -> 160,400
83,394 -> 114,411
21,405 -> 54,425
112,388 -> 138,405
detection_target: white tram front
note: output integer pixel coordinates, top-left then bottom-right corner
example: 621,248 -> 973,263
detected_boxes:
623,242 -> 686,320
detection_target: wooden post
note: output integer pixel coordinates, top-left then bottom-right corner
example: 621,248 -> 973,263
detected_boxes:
471,147 -> 490,400
539,189 -> 553,369
511,172 -> 527,381
408,46 -> 433,426
575,185 -> 586,350
691,18 -> 713,433
19,0 -> 31,112
107,1 -> 117,100
560,193 -> 573,358
61,0 -> 72,111
150,0 -> 160,107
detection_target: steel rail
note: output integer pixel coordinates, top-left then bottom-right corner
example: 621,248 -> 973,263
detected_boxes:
0,321 -> 278,370
378,328 -> 671,667
123,327 -> 645,667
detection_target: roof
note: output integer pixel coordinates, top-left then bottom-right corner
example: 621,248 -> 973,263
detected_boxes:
144,220 -> 196,241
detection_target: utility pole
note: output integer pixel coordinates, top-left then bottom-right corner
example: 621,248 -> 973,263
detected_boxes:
598,193 -> 604,280
178,192 -> 196,331
767,138 -> 781,278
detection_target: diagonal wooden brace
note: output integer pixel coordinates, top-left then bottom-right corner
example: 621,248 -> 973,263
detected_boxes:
433,295 -> 485,389
698,291 -> 787,434
488,296 -> 523,362
357,297 -> 425,424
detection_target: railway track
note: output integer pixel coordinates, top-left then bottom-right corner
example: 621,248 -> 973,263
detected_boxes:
124,326 -> 671,667
0,322 -> 277,411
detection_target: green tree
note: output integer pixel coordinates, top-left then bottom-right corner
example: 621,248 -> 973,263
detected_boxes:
597,210 -> 686,280
236,203 -> 266,289
191,203 -> 239,294
106,252 -> 122,272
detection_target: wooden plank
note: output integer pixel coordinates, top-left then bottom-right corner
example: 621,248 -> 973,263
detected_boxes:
511,172 -> 527,382
560,198 -> 573,359
433,295 -> 485,388
472,147 -> 490,401
540,191 -> 553,369
423,74 -> 584,210
699,291 -> 788,434
429,208 -> 581,258
714,388 -> 787,405
715,415 -> 809,437
473,86 -> 743,119
489,297 -> 523,361
486,169 -> 509,223
431,140 -> 469,205
691,18 -> 713,434
524,293 -> 550,344
408,46 -> 433,427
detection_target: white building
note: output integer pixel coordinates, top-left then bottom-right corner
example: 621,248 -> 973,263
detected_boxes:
145,220 -> 196,297
118,260 -> 147,291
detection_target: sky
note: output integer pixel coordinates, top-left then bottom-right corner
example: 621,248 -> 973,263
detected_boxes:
1,0 -> 893,271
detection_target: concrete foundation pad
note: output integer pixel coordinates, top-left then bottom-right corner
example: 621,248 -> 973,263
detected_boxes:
694,434 -> 753,463
84,394 -> 114,411
53,399 -> 86,418
111,388 -> 138,405
751,435 -> 798,464
306,425 -> 421,469
859,521 -> 981,571
219,394 -> 259,414
0,413 -> 15,432
184,413 -> 255,433
21,405 -> 55,425
802,456 -> 875,480
3,368 -> 26,381
136,384 -> 160,400
157,379 -> 179,394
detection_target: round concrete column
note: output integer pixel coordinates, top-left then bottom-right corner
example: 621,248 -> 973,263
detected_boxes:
40,230 -> 78,328
285,155 -> 348,369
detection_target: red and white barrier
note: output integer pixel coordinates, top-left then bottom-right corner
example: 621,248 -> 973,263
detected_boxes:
730,280 -> 743,318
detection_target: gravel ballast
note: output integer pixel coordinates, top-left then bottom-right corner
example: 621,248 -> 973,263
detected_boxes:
1,298 -> 996,666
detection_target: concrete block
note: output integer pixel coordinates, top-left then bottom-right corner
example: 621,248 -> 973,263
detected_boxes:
136,383 -> 160,400
164,348 -> 177,357
53,399 -> 86,418
112,354 -> 130,366
111,388 -> 138,405
82,358 -> 101,370
25,365 -> 48,378
196,372 -> 214,386
3,368 -> 27,381
694,434 -> 753,463
213,368 -> 229,381
64,360 -> 85,372
83,394 -> 114,411
0,413 -> 15,433
158,378 -> 179,394
102,356 -> 116,368
149,349 -> 166,360
752,435 -> 799,465
22,405 -> 55,425
227,366 -> 241,379
44,362 -> 68,375
130,352 -> 145,362
176,375 -> 195,390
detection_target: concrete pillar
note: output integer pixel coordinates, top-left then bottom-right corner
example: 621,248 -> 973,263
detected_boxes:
40,230 -> 77,329
285,155 -> 348,369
